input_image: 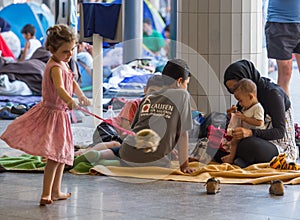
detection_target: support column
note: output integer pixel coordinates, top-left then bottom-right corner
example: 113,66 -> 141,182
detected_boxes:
177,0 -> 263,113
123,0 -> 143,64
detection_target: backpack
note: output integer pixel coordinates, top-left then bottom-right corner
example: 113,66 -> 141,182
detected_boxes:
198,112 -> 229,138
92,122 -> 123,144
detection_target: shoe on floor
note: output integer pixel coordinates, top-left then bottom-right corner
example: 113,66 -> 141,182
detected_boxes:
205,177 -> 221,194
269,180 -> 284,196
0,108 -> 18,119
10,105 -> 27,115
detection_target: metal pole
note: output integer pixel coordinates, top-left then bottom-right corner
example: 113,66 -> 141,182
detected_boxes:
123,0 -> 143,64
170,0 -> 177,59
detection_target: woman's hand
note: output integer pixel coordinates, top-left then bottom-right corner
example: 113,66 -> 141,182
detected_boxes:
227,105 -> 237,117
232,127 -> 252,140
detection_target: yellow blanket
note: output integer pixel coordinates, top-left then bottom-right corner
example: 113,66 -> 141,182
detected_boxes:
88,162 -> 300,184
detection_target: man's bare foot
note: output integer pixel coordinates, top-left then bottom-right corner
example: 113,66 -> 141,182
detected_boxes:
52,192 -> 72,201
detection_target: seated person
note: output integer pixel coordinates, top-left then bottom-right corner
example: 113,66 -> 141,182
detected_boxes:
143,18 -> 165,56
76,74 -> 165,156
77,41 -> 93,69
75,59 -> 195,174
221,78 -> 264,165
19,24 -> 42,61
0,18 -> 21,59
219,59 -> 298,168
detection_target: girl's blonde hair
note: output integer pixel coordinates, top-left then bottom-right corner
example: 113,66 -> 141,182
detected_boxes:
45,24 -> 77,52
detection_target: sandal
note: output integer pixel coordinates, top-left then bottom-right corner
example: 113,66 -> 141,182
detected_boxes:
269,180 -> 284,196
205,177 -> 221,194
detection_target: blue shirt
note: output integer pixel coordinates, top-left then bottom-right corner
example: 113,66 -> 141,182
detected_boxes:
267,0 -> 300,23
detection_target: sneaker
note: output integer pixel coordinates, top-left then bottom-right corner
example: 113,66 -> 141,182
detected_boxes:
205,177 -> 221,194
269,180 -> 284,196
10,105 -> 27,115
0,108 -> 18,120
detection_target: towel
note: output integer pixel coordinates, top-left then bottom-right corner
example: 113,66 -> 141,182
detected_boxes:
0,154 -> 46,172
88,162 -> 300,185
2,154 -> 300,185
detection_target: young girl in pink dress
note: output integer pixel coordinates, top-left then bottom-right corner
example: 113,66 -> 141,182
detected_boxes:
1,24 -> 90,206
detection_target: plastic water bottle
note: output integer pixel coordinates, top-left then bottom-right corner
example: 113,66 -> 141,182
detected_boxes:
104,105 -> 116,119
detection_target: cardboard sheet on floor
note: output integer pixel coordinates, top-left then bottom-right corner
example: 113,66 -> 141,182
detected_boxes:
87,162 -> 300,185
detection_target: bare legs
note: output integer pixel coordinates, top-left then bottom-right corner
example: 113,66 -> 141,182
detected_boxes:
276,59 -> 293,96
74,141 -> 120,156
40,159 -> 71,205
295,53 -> 300,75
221,139 -> 238,164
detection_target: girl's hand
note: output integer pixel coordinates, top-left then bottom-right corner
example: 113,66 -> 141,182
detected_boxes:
68,99 -> 78,110
232,127 -> 252,140
78,96 -> 91,106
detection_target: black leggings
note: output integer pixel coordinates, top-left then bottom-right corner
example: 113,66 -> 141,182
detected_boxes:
210,137 -> 279,165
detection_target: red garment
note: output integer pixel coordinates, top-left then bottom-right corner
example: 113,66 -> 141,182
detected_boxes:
0,34 -> 15,59
207,125 -> 227,152
111,98 -> 141,134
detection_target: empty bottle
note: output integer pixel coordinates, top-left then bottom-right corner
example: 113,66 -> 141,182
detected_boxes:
104,105 -> 116,119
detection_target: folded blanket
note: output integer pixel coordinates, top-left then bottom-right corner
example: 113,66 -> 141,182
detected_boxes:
88,162 -> 300,185
0,154 -> 119,173
0,154 -> 46,172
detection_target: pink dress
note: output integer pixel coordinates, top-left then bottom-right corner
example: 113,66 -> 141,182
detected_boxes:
1,61 -> 74,165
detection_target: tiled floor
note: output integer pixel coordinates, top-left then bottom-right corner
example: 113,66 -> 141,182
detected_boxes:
1,68 -> 300,219
1,115 -> 300,220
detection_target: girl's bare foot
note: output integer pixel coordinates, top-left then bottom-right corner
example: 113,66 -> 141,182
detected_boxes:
52,192 -> 72,201
40,197 -> 53,206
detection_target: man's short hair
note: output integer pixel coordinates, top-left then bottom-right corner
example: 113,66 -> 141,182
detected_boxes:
162,59 -> 191,85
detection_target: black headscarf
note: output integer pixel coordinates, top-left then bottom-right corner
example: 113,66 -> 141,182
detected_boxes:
223,59 -> 290,111
0,18 -> 11,32
223,59 -> 262,93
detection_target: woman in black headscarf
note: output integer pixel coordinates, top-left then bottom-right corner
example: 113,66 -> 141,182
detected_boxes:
222,59 -> 298,167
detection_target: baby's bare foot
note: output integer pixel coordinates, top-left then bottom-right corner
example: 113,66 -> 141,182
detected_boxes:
52,192 -> 72,201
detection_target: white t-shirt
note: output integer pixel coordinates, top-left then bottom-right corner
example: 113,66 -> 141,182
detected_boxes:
241,102 -> 264,129
25,39 -> 42,60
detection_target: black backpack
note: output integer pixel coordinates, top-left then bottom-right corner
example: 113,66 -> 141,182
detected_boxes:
93,122 -> 123,144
